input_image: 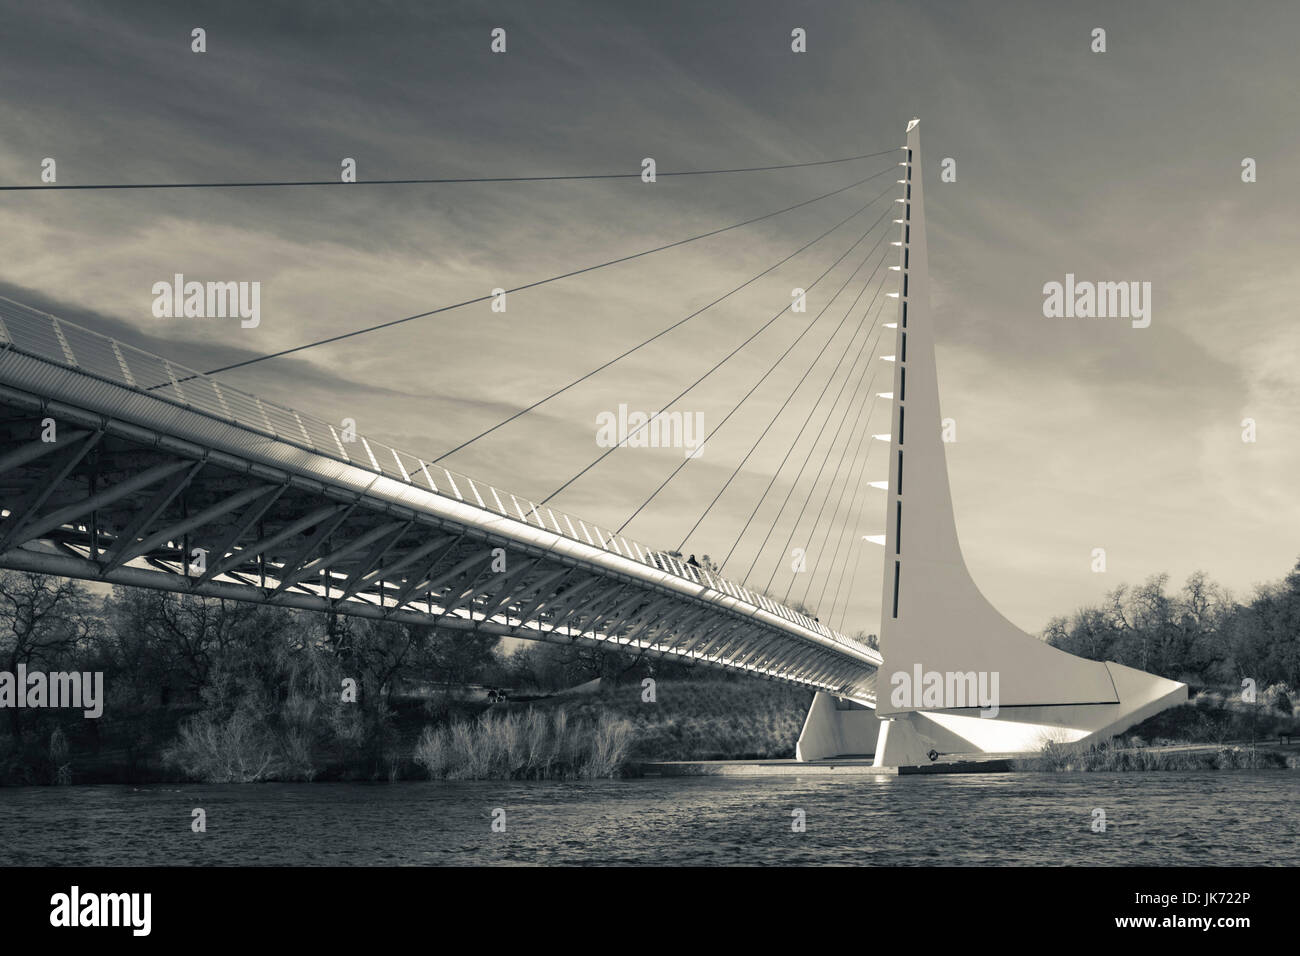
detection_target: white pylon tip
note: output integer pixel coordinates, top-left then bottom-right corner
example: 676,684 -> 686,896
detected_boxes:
868,481 -> 889,490
906,117 -> 920,132
863,534 -> 887,546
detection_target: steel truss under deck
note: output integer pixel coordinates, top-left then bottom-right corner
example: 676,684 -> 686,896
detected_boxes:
0,383 -> 878,702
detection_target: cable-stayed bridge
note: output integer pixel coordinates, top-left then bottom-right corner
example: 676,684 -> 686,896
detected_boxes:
0,288 -> 882,700
0,121 -> 1186,763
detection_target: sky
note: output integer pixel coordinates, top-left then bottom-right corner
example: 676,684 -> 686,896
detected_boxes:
1,0 -> 1297,638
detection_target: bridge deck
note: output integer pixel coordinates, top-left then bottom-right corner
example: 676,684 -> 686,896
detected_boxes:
0,297 -> 879,703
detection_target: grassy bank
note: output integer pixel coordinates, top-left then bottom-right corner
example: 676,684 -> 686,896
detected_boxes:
1013,740 -> 1299,772
1013,685 -> 1300,772
0,677 -> 809,784
406,677 -> 812,780
163,676 -> 813,781
501,678 -> 814,762
413,709 -> 634,779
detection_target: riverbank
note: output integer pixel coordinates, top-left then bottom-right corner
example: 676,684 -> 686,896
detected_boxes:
1012,739 -> 1300,772
1012,692 -> 1300,772
0,678 -> 814,785
505,677 -> 814,761
4,677 -> 1297,784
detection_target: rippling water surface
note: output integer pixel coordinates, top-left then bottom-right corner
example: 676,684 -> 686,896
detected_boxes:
0,772 -> 1293,866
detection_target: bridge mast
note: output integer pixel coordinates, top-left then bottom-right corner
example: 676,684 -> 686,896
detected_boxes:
797,119 -> 1187,765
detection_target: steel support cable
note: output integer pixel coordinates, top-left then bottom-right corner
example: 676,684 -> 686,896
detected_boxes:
195,166 -> 899,377
517,299 -> 883,665
720,283 -> 892,576
431,179 -> 900,463
456,271 -> 884,652
614,222 -> 893,536
791,340 -> 890,607
830,384 -> 895,631
774,341 -> 883,602
715,301 -> 880,577
764,335 -> 887,598
833,554 -> 863,633
669,227 -> 896,552
833,508 -> 872,634
792,425 -> 877,617
369,205 -> 892,652
736,295 -> 890,589
1,149 -> 901,192
815,389 -> 882,616
402,217 -> 893,648
798,374 -> 883,611
537,209 -> 889,508
822,438 -> 878,627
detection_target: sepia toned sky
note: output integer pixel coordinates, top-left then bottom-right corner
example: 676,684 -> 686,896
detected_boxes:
1,0 -> 1297,637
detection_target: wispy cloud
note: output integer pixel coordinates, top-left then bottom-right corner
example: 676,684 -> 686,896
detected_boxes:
1,0 -> 1296,633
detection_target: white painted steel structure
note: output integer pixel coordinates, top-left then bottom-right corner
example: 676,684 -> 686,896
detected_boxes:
795,122 -> 1186,764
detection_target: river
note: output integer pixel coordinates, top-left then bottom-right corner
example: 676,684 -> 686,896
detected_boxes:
0,771 -> 1294,866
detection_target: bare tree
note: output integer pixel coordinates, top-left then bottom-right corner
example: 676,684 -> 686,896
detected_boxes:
0,571 -> 94,736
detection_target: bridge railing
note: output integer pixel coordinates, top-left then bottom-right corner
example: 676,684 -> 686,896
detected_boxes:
0,296 -> 878,663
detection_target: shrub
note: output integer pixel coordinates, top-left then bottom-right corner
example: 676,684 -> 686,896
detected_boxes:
162,708 -> 278,783
413,708 -> 634,780
1262,683 -> 1295,717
